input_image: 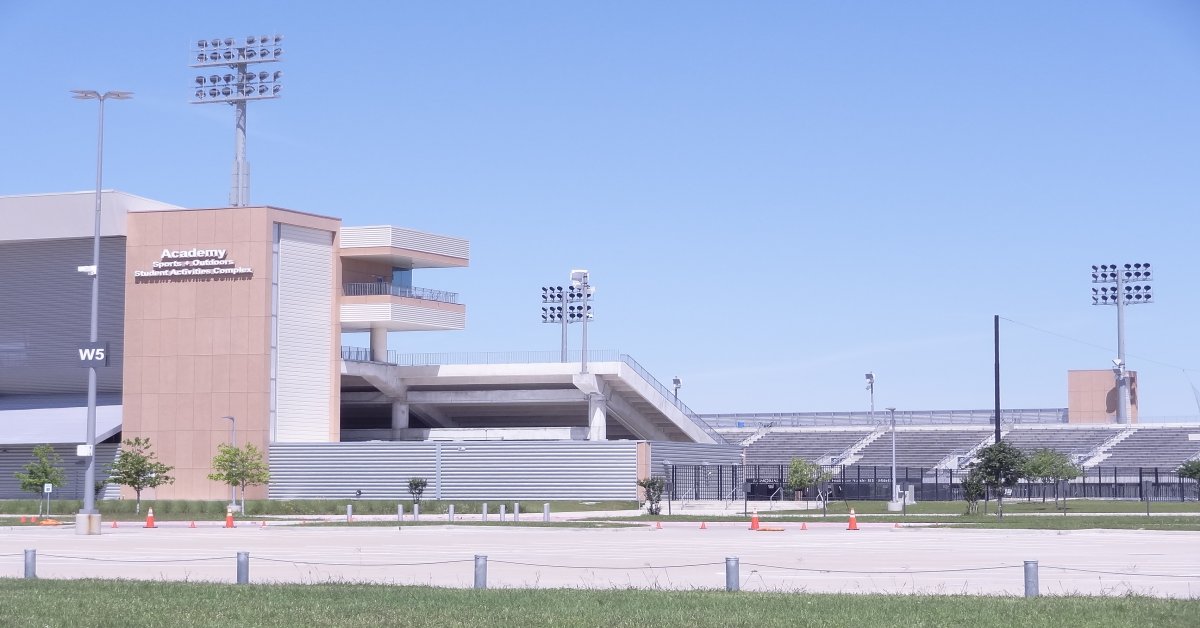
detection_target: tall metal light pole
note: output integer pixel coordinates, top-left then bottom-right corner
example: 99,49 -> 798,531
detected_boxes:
190,36 -> 284,206
886,406 -> 898,503
1092,263 -> 1153,424
71,89 -> 132,535
569,270 -> 593,374
221,415 -> 237,509
540,285 -> 568,361
865,372 -> 875,422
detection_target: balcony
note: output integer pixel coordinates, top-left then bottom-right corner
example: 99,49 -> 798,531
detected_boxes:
343,282 -> 458,304
340,283 -> 465,332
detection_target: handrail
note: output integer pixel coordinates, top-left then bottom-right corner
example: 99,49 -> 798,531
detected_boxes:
343,282 -> 459,304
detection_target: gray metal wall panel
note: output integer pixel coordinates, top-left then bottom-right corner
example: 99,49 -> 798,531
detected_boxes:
0,236 -> 125,394
650,442 -> 742,473
274,225 -> 334,442
0,443 -> 119,500
269,441 -> 638,500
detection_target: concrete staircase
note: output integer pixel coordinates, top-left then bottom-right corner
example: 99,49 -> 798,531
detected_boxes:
1081,426 -> 1139,468
833,428 -> 888,467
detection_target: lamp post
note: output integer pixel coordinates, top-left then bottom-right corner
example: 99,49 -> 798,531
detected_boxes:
865,372 -> 875,422
673,376 -> 682,401
569,270 -> 593,374
886,407 -> 898,504
221,415 -> 237,509
71,89 -> 132,536
1091,263 -> 1153,424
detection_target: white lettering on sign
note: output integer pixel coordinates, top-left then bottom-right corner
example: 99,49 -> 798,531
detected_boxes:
160,248 -> 227,259
78,347 -> 106,361
133,247 -> 253,282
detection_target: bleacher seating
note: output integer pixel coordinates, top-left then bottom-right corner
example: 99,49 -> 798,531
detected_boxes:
1002,427 -> 1120,459
714,429 -> 757,445
1100,428 -> 1200,469
744,430 -> 871,465
852,429 -> 991,470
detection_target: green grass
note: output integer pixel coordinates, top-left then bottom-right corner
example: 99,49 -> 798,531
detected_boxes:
301,520 -> 641,529
761,499 -> 1200,516
0,580 -> 1195,628
597,511 -> 1200,530
0,499 -> 638,519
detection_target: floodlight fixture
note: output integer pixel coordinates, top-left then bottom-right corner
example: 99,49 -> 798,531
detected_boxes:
540,270 -> 595,372
1090,262 -> 1153,424
189,34 -> 284,207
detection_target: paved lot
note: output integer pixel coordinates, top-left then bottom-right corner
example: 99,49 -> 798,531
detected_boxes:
2,521 -> 1197,597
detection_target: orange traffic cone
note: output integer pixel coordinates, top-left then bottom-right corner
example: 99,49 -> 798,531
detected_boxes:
749,510 -> 760,531
847,509 -> 859,531
111,520 -> 118,528
30,516 -> 38,523
19,516 -> 26,524
144,508 -> 156,528
800,522 -> 808,531
699,521 -> 707,530
260,520 -> 267,528
189,520 -> 196,529
655,521 -> 663,530
225,507 -> 235,529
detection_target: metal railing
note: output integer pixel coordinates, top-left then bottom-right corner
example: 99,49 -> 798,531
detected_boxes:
700,409 -> 1069,427
343,282 -> 459,304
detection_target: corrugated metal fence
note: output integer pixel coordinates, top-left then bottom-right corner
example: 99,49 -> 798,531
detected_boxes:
0,444 -> 120,500
270,441 -> 639,500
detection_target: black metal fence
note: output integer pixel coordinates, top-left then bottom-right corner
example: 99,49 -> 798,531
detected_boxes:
664,464 -> 1199,502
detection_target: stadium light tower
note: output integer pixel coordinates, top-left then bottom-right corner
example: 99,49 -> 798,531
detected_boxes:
1091,263 -> 1153,424
865,372 -> 875,422
71,89 -> 132,536
539,270 -> 594,370
190,35 -> 284,206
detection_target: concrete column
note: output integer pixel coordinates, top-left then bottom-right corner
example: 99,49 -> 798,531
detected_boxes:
587,393 -> 607,441
391,401 -> 410,432
370,326 -> 388,362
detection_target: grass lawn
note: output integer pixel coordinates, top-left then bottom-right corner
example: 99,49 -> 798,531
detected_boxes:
598,512 -> 1200,531
0,580 -> 1195,628
300,520 -> 641,529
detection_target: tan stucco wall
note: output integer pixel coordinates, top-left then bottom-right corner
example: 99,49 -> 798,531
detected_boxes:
1067,369 -> 1139,424
121,206 -> 341,499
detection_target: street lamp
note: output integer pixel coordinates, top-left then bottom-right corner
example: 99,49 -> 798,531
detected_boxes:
71,89 -> 132,536
221,415 -> 237,509
190,35 -> 284,206
886,407 -> 898,504
672,376 -> 682,401
1091,263 -> 1153,424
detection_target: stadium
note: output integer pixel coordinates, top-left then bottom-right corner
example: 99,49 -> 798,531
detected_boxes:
2,190 -> 1198,506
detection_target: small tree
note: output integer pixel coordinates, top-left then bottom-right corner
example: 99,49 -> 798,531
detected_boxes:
14,445 -> 67,507
1179,460 -> 1200,501
1024,448 -> 1080,505
208,443 -> 270,511
638,477 -> 666,515
407,477 -> 427,505
785,457 -> 831,500
973,441 -> 1027,520
962,466 -> 986,515
108,437 -> 175,514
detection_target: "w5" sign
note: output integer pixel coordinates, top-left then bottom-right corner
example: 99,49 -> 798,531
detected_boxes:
77,342 -> 109,367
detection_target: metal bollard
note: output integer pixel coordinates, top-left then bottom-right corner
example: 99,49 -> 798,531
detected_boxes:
543,502 -> 550,523
448,504 -> 455,523
236,551 -> 250,585
474,555 -> 488,589
482,502 -> 488,523
414,504 -> 420,521
346,504 -> 353,524
24,549 -> 35,579
1024,560 -> 1039,598
514,502 -> 520,522
398,504 -> 404,523
725,557 -> 739,592
499,504 -> 506,521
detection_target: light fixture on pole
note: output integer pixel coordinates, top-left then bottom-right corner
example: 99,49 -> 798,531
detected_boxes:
539,270 -> 594,370
1091,263 -> 1153,424
190,35 -> 284,206
221,415 -> 237,510
864,372 -> 875,422
886,406 -> 898,505
71,88 -> 132,536
672,376 -> 682,401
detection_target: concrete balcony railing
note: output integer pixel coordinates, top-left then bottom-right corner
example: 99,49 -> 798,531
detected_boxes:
343,283 -> 459,304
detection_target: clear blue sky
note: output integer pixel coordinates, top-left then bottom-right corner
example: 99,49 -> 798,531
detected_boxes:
3,2 -> 1199,419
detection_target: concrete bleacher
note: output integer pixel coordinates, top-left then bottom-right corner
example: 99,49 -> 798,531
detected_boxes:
852,429 -> 991,470
1002,427 -> 1121,459
744,429 -> 872,466
714,429 -> 757,445
1099,427 -> 1200,469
